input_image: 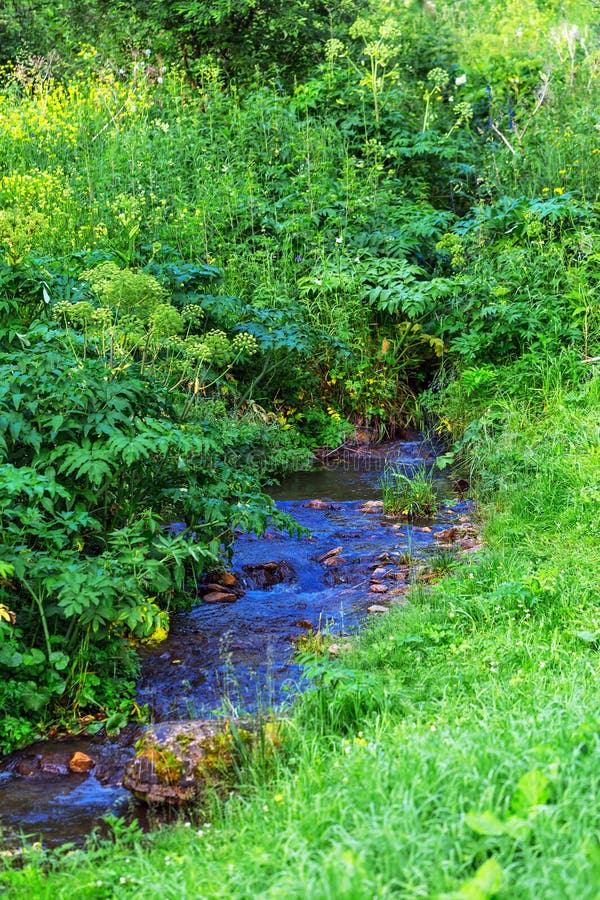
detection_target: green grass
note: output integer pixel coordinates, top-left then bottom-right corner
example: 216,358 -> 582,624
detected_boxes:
2,365 -> 600,898
380,466 -> 438,519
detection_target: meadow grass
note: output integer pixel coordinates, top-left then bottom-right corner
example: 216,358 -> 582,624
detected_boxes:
3,364 -> 600,898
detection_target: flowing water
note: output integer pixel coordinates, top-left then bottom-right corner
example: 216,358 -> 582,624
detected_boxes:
0,441 -> 472,848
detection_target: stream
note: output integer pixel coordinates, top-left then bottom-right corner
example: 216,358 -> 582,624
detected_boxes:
0,440 -> 473,848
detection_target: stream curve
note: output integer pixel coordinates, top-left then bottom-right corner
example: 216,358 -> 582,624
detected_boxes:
0,440 -> 474,847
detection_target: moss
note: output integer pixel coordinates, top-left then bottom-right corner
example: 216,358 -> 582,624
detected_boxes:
192,727 -> 254,786
174,733 -> 194,752
139,743 -> 184,785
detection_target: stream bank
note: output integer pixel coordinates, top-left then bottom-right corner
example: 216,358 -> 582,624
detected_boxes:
0,440 -> 476,846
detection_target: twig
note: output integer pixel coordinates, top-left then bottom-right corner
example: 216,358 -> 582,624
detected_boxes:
490,124 -> 517,155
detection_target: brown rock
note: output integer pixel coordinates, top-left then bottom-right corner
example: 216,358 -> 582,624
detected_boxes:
220,572 -> 237,587
370,583 -> 389,593
203,591 -> 238,603
460,540 -> 483,553
367,604 -> 388,614
434,527 -> 459,542
323,555 -> 343,568
14,756 -> 41,777
69,751 -> 95,773
359,500 -> 384,514
317,546 -> 343,564
242,561 -> 295,589
305,499 -> 341,510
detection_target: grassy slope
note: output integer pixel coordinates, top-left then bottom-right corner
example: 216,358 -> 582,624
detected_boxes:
3,361 -> 600,898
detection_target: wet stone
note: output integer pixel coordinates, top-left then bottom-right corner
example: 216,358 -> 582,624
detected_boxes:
123,719 -> 280,805
69,752 -> 95,773
39,754 -> 70,776
14,756 -> 41,777
359,500 -> 384,514
241,561 -> 295,589
317,546 -> 343,564
203,591 -> 238,604
220,572 -> 237,587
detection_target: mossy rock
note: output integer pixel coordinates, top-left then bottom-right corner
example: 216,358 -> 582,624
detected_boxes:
123,718 -> 281,805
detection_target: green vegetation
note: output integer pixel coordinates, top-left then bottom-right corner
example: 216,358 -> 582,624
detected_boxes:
1,0 -> 600,894
380,465 -> 438,518
4,362 -> 600,897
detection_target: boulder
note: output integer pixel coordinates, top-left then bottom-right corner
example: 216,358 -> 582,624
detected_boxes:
123,719 -> 280,805
220,572 -> 237,588
367,604 -> 389,614
38,753 -> 71,776
14,756 -> 41,777
304,499 -> 341,510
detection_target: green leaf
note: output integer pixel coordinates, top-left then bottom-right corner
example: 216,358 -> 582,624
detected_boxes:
441,858 -> 504,900
0,646 -> 23,667
105,711 -> 129,736
511,769 -> 550,817
49,650 -> 70,671
20,682 -> 51,711
503,815 -> 533,841
22,648 -> 46,667
464,810 -> 506,836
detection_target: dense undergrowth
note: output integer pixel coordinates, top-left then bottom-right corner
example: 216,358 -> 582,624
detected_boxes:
1,0 -> 600,892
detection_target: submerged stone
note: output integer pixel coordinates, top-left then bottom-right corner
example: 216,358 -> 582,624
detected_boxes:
241,560 -> 295,589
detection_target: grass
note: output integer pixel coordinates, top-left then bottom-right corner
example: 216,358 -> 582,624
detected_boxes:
2,363 -> 600,897
380,466 -> 439,519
